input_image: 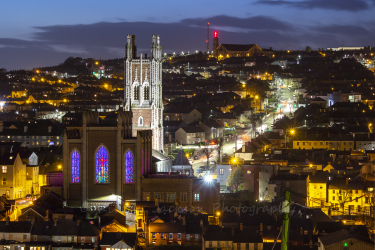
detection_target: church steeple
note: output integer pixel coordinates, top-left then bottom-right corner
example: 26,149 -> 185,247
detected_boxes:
124,34 -> 164,152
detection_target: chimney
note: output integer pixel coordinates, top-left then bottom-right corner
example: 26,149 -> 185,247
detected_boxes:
240,223 -> 243,231
54,218 -> 58,226
202,226 -> 207,235
6,216 -> 9,225
24,126 -> 28,133
45,210 -> 49,221
145,53 -> 147,59
48,126 -> 52,133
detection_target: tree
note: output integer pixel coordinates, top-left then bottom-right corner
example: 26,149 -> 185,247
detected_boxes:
214,137 -> 224,164
201,147 -> 211,169
305,46 -> 312,52
245,79 -> 271,99
227,166 -> 245,192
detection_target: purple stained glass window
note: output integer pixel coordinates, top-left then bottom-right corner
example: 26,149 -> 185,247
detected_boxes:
96,146 -> 109,184
125,151 -> 133,184
72,150 -> 79,183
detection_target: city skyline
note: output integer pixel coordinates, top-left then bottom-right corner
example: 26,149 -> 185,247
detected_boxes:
1,0 -> 375,70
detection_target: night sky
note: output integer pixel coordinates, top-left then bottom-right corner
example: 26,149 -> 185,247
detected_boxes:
1,0 -> 375,70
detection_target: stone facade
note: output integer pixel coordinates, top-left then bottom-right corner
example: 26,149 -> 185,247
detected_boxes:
124,34 -> 163,152
63,111 -> 152,209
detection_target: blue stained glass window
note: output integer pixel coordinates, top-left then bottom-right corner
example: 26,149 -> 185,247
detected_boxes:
96,146 -> 109,184
125,151 -> 133,184
72,150 -> 79,183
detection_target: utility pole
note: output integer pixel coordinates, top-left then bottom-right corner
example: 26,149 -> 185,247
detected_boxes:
281,190 -> 291,250
207,23 -> 210,54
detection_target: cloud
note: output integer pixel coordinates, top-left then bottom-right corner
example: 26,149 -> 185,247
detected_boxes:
255,0 -> 370,12
0,15 -> 374,70
312,24 -> 370,36
181,15 -> 292,31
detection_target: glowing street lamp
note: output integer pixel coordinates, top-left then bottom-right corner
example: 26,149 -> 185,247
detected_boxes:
204,175 -> 213,183
285,129 -> 295,149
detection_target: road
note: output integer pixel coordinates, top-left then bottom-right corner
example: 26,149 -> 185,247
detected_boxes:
187,85 -> 298,178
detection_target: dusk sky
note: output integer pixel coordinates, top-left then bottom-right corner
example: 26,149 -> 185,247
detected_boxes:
1,0 -> 375,70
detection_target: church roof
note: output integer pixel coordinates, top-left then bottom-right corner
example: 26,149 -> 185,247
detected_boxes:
220,44 -> 257,52
173,147 -> 191,166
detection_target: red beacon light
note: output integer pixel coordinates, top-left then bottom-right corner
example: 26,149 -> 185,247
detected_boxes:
214,31 -> 218,38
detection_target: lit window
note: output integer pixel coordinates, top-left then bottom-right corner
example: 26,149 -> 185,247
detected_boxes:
72,150 -> 79,183
2,166 -> 7,173
96,146 -> 109,184
194,193 -> 200,202
125,151 -> 133,184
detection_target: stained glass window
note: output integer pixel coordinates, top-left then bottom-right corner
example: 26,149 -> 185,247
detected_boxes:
125,151 -> 133,184
72,150 -> 79,183
96,146 -> 109,184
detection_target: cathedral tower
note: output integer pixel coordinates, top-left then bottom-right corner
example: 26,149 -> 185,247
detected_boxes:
124,34 -> 163,152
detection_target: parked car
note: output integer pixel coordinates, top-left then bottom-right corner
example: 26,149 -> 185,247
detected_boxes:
26,194 -> 32,199
210,160 -> 216,165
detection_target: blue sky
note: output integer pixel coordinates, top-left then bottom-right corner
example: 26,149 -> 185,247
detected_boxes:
1,0 -> 375,70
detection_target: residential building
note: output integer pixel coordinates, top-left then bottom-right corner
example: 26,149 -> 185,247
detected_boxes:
199,121 -> 224,141
0,120 -> 63,147
328,180 -> 374,216
306,171 -> 329,209
175,126 -> 205,145
100,232 -> 137,250
293,134 -> 354,151
0,218 -> 32,242
0,153 -> 28,199
318,229 -> 374,250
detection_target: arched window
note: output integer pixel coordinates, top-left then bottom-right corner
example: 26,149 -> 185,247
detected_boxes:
96,146 -> 109,184
138,116 -> 143,126
134,85 -> 139,100
71,150 -> 79,183
125,151 -> 133,184
144,85 -> 149,100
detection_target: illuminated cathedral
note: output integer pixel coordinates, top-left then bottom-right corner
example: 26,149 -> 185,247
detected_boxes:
62,35 -> 219,213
